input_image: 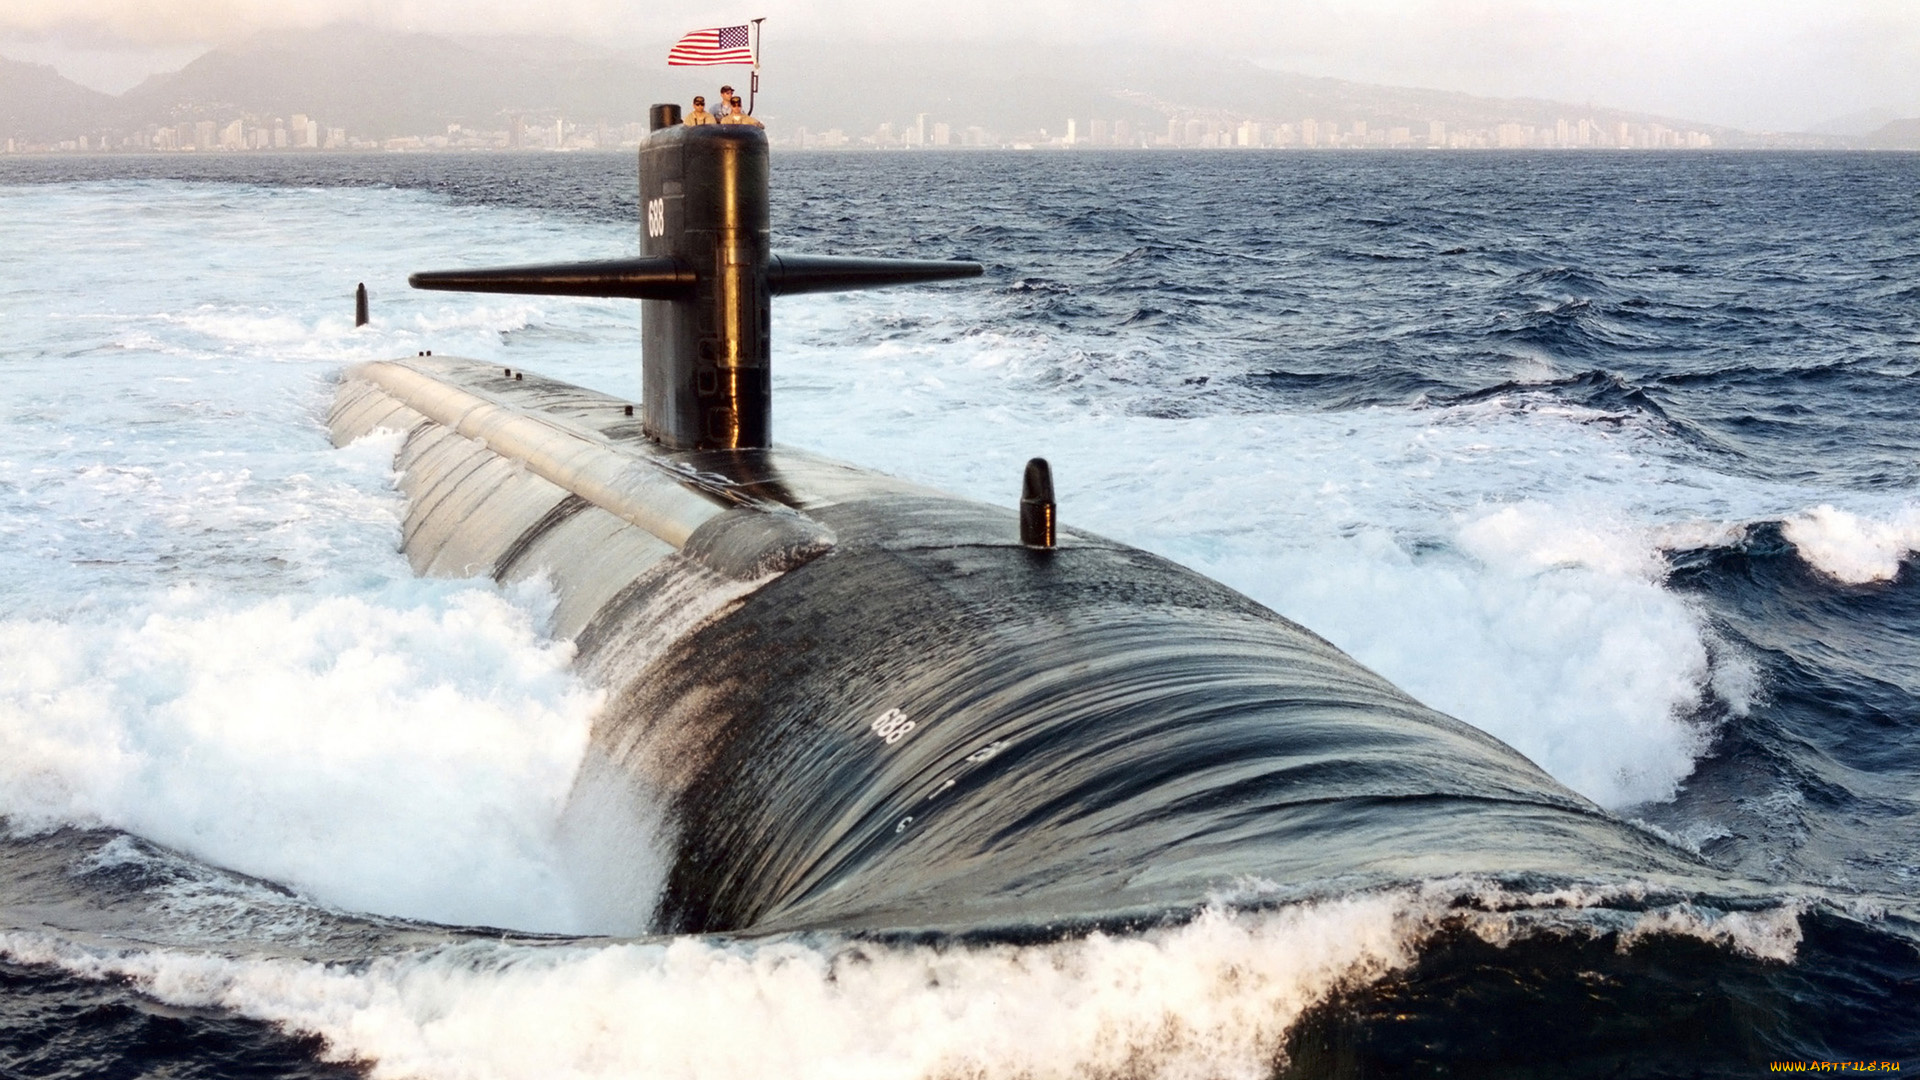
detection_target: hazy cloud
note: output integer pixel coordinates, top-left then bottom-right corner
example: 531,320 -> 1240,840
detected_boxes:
2,0 -> 1916,130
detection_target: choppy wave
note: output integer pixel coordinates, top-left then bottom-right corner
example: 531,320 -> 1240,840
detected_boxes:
1780,504 -> 1920,584
5,879 -> 1892,1080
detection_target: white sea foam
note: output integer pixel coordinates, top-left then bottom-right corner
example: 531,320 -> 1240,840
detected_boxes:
0,883 -> 1804,1080
0,906 -> 1398,1080
1782,503 -> 1920,584
0,581 -> 630,933
1268,527 -> 1720,808
1617,903 -> 1805,962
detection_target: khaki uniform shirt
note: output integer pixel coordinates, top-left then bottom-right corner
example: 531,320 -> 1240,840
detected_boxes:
685,107 -> 716,126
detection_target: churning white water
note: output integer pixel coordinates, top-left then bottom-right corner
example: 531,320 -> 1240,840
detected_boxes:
0,882 -> 1805,1080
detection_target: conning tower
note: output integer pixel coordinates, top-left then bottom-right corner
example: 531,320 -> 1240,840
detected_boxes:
410,104 -> 982,449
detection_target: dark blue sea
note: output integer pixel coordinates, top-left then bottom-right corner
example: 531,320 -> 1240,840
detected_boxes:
0,150 -> 1916,1076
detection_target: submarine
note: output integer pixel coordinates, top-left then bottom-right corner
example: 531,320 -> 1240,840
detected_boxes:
329,106 -> 1713,937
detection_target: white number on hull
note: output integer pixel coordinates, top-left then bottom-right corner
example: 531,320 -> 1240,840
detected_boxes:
870,707 -> 915,745
646,197 -> 666,238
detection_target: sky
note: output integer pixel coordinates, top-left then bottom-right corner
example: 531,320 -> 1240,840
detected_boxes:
1,0 -> 1917,132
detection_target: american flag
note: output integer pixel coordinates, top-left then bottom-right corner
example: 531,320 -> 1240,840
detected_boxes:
667,24 -> 755,66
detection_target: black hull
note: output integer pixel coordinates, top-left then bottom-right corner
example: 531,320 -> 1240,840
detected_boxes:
331,355 -> 1720,937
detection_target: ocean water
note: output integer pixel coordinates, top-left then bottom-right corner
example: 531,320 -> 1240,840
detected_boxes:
0,149 -> 1916,1076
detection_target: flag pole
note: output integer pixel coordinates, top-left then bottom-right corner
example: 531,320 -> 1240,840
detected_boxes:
748,17 -> 764,115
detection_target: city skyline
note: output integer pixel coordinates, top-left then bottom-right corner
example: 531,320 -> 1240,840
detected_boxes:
5,24 -> 1898,157
0,103 -> 1755,157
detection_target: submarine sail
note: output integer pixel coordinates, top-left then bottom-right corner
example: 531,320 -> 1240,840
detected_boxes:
332,110 -> 1715,936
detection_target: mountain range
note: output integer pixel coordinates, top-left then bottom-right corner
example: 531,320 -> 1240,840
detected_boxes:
0,55 -> 115,141
3,23 -> 1916,149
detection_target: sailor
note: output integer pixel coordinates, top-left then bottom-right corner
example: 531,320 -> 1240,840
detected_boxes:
721,96 -> 764,128
716,86 -> 736,118
685,96 -> 716,125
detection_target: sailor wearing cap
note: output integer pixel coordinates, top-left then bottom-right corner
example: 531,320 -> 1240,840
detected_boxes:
685,95 -> 716,125
717,86 -> 736,118
720,95 -> 763,127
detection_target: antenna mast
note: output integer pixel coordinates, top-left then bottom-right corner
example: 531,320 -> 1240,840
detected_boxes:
748,18 -> 764,115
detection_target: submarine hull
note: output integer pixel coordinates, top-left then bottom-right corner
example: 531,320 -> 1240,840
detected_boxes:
332,356 -> 1713,936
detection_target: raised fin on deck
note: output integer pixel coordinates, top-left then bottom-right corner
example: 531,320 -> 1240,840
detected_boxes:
408,116 -> 983,452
